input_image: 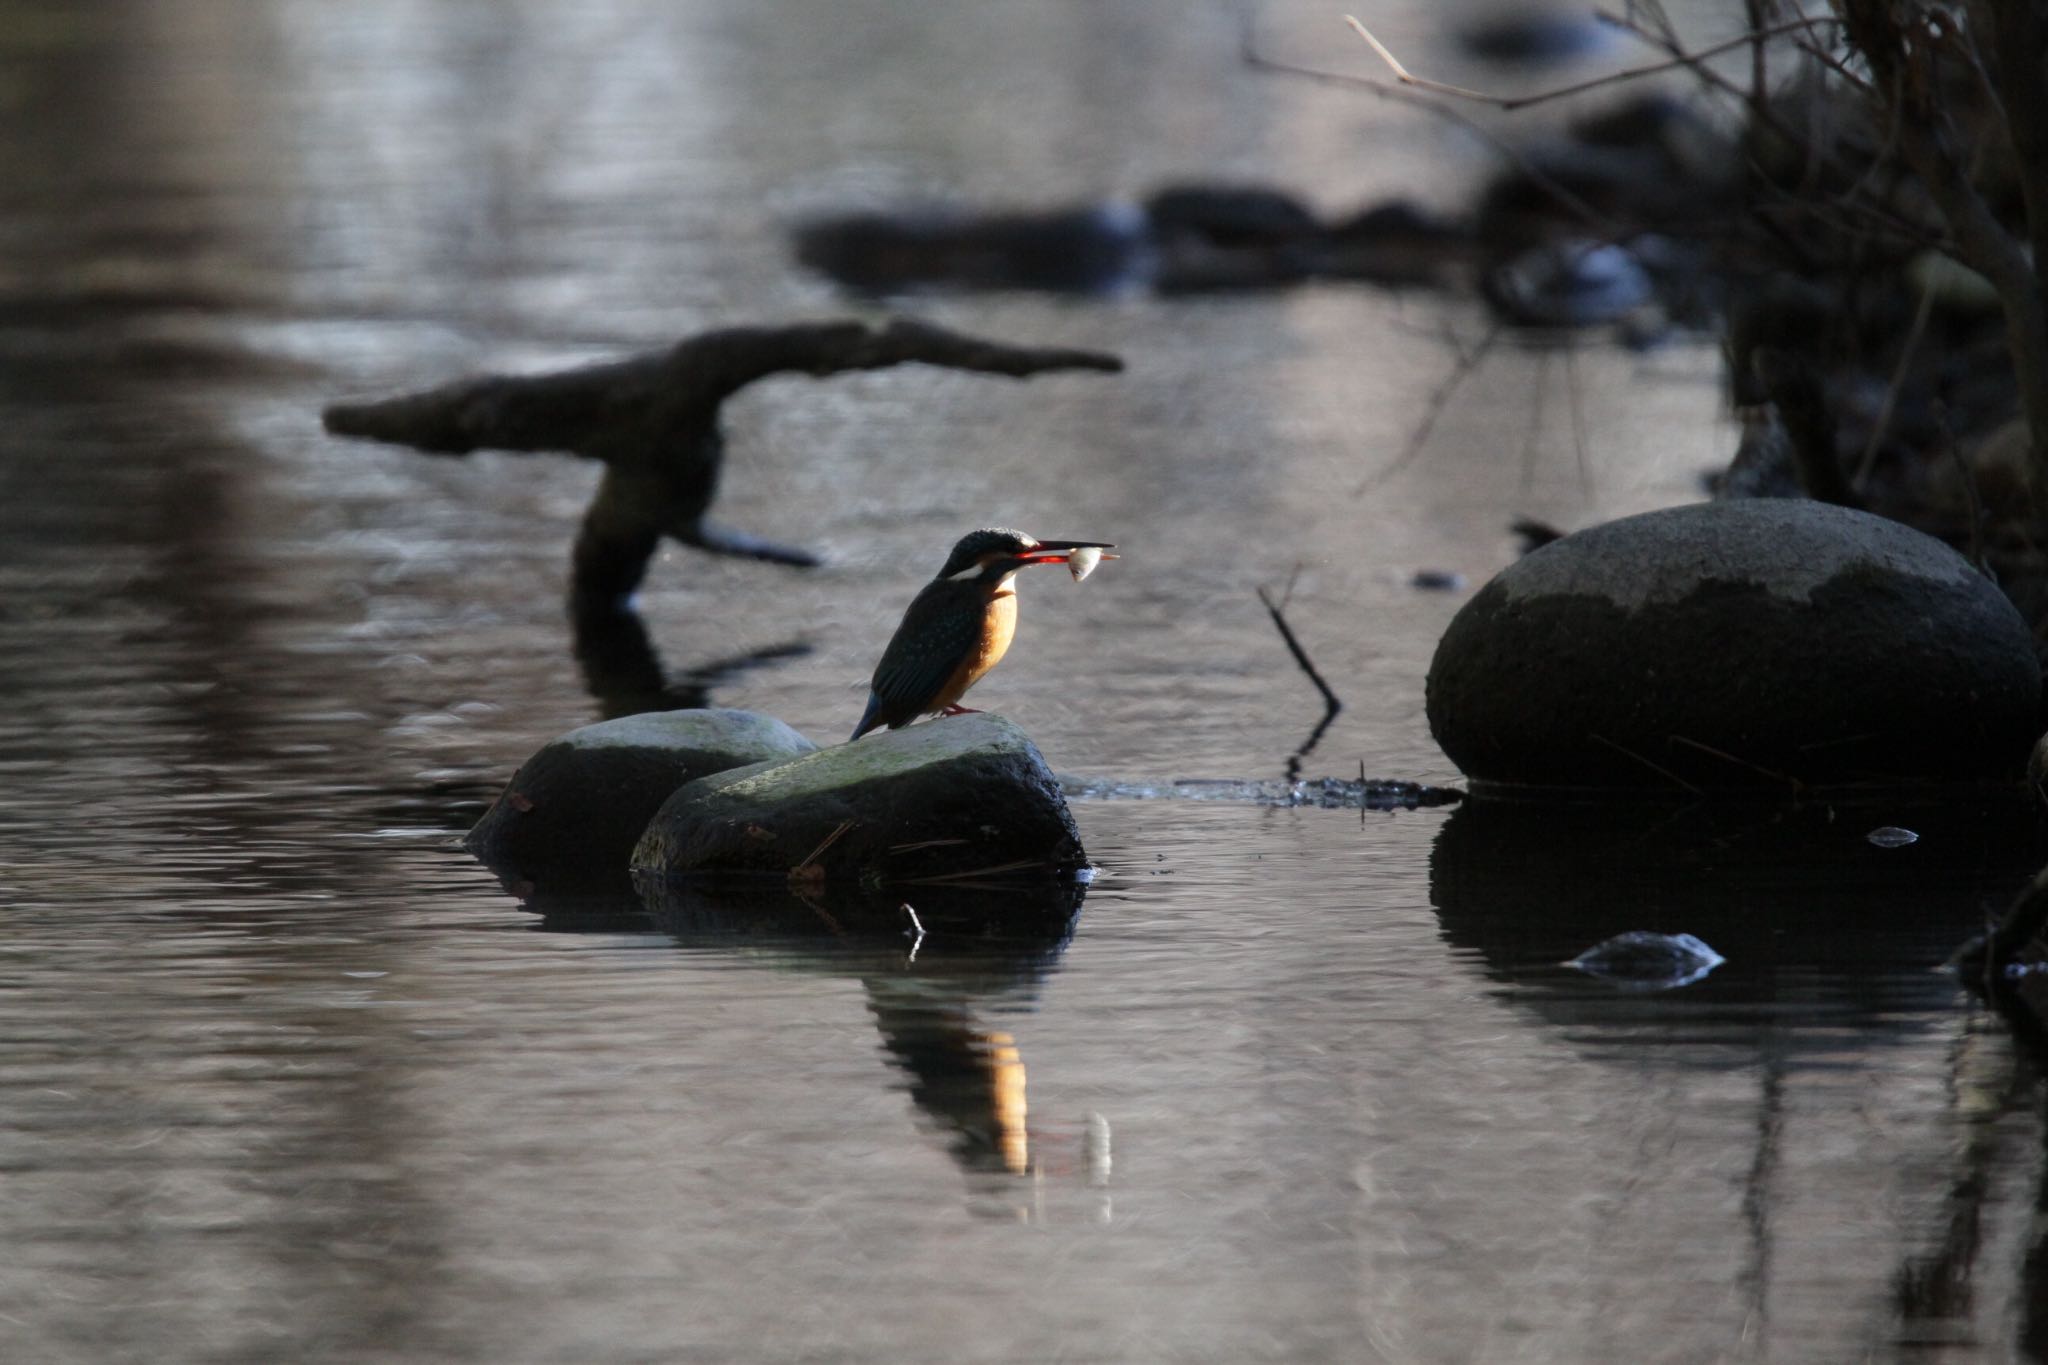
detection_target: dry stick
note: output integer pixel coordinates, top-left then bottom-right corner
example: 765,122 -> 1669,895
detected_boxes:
1239,21 -> 1616,236
1665,735 -> 1801,789
1357,324 -> 1503,494
1587,732 -> 1704,795
1603,7 -> 1931,252
1260,577 -> 1341,792
1745,0 -> 1771,123
1852,280 -> 1938,488
899,860 -> 1054,885
1342,12 -> 1830,113
789,818 -> 857,882
1591,8 -> 1901,221
1256,586 -> 1344,720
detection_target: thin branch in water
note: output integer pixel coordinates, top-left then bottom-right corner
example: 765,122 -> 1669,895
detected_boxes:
1285,706 -> 1343,783
1256,584 -> 1345,720
1257,580 -> 1345,785
1356,323 -> 1502,493
789,818 -> 857,883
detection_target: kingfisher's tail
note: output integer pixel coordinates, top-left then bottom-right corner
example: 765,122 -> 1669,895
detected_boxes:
849,692 -> 885,742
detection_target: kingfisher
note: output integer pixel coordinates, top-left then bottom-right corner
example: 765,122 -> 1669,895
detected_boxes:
850,528 -> 1116,741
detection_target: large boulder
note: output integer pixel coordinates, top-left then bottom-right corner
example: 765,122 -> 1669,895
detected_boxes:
466,708 -> 818,890
1427,500 -> 2042,791
632,712 -> 1085,886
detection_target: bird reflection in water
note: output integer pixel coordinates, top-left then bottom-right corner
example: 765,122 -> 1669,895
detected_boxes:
620,875 -> 1098,1207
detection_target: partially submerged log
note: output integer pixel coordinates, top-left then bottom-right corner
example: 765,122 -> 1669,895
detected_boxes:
632,712 -> 1085,888
322,318 -> 1123,609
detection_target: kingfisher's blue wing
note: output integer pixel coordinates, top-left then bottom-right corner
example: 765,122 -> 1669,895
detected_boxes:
854,584 -> 982,737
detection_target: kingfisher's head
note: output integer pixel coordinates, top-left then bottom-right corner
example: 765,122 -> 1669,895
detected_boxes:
934,527 -> 1115,585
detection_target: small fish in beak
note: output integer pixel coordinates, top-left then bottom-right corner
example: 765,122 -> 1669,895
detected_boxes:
1067,546 -> 1118,582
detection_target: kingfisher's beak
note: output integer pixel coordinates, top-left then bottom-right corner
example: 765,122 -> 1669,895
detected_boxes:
1019,539 -> 1116,565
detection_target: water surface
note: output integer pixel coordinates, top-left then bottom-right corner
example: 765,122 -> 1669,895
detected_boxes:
4,2 -> 2046,1361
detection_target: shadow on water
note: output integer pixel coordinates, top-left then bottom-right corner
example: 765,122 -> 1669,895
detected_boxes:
530,875 -> 1089,1195
1430,795 -> 2046,1017
1430,795 -> 2048,1352
570,602 -> 810,720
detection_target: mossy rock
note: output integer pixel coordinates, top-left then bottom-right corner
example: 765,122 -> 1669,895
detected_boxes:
631,712 -> 1085,887
466,708 -> 818,891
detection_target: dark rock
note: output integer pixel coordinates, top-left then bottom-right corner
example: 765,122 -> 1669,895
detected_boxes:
792,205 -> 1146,295
1314,201 -> 1474,287
1426,500 -> 2042,791
466,708 -> 819,890
1457,10 -> 1615,63
632,712 -> 1085,885
1143,184 -> 1319,248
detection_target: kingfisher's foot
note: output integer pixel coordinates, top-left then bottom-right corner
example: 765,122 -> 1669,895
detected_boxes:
940,705 -> 983,716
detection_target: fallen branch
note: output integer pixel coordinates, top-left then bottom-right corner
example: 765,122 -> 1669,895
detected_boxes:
322,318 -> 1125,608
1255,583 -> 1344,719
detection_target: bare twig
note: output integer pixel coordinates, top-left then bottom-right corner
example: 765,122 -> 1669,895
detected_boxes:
1344,12 -> 1833,113
1356,323 -> 1503,493
1666,734 -> 1802,789
888,838 -> 972,854
1852,279 -> 1937,488
898,860 -> 1058,884
789,818 -> 857,883
1837,1 -> 2048,486
1240,17 -> 1615,233
1587,732 -> 1705,794
1256,584 -> 1344,719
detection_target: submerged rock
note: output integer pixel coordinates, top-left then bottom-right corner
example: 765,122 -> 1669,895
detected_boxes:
632,712 -> 1085,886
466,708 -> 819,890
1426,501 -> 2041,792
1565,931 -> 1725,989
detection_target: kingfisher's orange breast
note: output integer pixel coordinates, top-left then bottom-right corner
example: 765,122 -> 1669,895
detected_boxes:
933,587 -> 1016,710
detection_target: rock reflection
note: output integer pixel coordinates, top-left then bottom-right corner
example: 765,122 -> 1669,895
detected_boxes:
535,876 -> 1086,1194
1430,795 -> 2048,1353
1430,795 -> 2044,1016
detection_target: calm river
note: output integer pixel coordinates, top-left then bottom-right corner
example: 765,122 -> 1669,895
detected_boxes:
3,1 -> 2045,1361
